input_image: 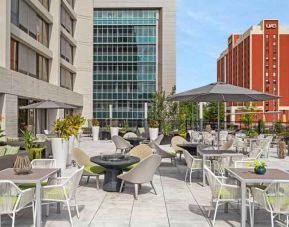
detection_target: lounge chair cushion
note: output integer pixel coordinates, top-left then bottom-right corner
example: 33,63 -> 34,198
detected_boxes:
18,182 -> 48,190
84,165 -> 105,174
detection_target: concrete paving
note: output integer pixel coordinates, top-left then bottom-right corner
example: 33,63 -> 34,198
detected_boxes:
1,139 -> 289,227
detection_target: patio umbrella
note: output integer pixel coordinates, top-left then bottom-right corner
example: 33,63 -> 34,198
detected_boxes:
19,100 -> 77,109
167,82 -> 281,150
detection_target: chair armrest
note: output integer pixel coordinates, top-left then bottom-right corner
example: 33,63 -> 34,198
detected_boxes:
18,188 -> 35,209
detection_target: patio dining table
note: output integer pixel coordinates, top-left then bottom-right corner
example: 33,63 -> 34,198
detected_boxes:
177,143 -> 199,156
198,149 -> 242,187
0,168 -> 61,227
226,168 -> 289,227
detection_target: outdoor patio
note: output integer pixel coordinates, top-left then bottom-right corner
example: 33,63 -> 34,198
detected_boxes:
1,139 -> 288,227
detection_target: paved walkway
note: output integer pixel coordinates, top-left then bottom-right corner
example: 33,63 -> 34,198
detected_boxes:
1,139 -> 288,227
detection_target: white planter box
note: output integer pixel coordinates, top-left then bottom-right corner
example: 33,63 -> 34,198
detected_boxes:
149,128 -> 159,141
110,127 -> 119,137
51,138 -> 69,171
92,126 -> 100,141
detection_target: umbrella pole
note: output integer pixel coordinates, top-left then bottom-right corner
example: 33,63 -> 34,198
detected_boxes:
217,102 -> 220,151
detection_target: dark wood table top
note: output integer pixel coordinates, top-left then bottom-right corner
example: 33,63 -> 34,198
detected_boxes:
227,168 -> 289,182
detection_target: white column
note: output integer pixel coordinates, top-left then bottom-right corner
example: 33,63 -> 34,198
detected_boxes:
144,102 -> 148,119
199,102 -> 203,131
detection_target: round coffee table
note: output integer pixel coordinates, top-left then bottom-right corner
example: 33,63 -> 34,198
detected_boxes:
125,137 -> 146,147
90,154 -> 140,192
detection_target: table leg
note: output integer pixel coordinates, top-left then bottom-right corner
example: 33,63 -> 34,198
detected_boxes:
202,155 -> 206,187
36,181 -> 41,227
57,170 -> 61,214
241,181 -> 246,227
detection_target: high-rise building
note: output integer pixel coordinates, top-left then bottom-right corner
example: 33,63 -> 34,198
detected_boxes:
0,0 -> 93,137
0,0 -> 175,136
93,0 -> 176,126
217,19 -> 289,122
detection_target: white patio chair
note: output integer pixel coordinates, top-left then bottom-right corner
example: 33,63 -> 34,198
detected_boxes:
118,154 -> 161,199
153,142 -> 176,165
171,136 -> 188,159
111,135 -> 133,154
219,130 -> 228,144
31,159 -> 56,168
219,139 -> 234,150
212,154 -> 244,176
247,147 -> 263,160
0,180 -> 35,227
42,166 -> 84,227
258,137 -> 272,158
190,131 -> 202,143
123,132 -> 138,139
251,182 -> 289,227
204,166 -> 252,226
149,134 -> 164,148
183,150 -> 211,183
202,132 -> 214,145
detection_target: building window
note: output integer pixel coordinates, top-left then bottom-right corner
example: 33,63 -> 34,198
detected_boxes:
266,34 -> 269,38
10,39 -> 18,71
37,54 -> 49,82
60,37 -> 73,63
273,42 -> 276,46
38,0 -> 49,10
61,6 -> 73,35
273,65 -> 276,68
60,67 -> 74,90
11,0 -> 49,47
266,72 -> 269,77
273,35 -> 276,39
273,72 -> 276,77
10,39 -> 49,82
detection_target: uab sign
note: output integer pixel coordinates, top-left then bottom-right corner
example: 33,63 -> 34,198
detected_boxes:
266,24 -> 277,29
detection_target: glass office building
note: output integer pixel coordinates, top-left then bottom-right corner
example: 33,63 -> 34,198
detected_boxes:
93,9 -> 158,126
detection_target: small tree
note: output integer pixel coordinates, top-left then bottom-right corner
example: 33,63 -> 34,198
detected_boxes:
204,102 -> 225,123
239,103 -> 259,129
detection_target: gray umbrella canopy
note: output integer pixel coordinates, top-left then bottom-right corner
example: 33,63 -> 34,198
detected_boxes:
20,100 -> 77,109
167,82 -> 281,102
167,82 -> 281,150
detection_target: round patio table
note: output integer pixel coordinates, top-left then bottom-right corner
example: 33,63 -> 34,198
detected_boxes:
125,137 -> 146,147
90,154 -> 140,192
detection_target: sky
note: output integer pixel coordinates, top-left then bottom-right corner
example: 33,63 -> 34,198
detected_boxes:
176,0 -> 289,92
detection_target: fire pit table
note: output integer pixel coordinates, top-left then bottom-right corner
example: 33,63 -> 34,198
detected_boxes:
90,154 -> 140,192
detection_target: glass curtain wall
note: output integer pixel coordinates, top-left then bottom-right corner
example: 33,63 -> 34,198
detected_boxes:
93,9 -> 158,126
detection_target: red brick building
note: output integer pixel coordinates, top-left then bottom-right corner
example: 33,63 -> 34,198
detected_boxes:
217,19 -> 289,123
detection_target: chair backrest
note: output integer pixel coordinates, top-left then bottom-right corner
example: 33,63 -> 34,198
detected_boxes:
123,132 -> 138,139
234,160 -> 255,168
72,148 -> 94,166
121,155 -> 161,183
220,139 -> 234,150
218,154 -> 244,169
265,182 -> 289,213
31,159 -> 56,168
183,150 -> 193,168
64,166 -> 84,199
129,144 -> 153,160
111,135 -> 131,150
248,147 -> 262,159
0,180 -> 21,213
154,134 -> 164,145
219,130 -> 228,141
171,136 -> 187,151
153,142 -> 170,158
204,166 -> 222,199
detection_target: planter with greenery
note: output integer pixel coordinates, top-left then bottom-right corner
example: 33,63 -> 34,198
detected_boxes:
110,120 -> 119,137
92,119 -> 100,141
254,160 -> 266,175
21,129 -> 45,160
66,114 -> 86,164
246,129 -> 259,138
161,121 -> 173,145
52,118 -> 72,170
148,119 -> 159,141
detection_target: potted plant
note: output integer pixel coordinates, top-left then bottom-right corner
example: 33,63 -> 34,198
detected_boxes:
161,121 -> 173,145
92,119 -> 100,141
66,115 -> 86,164
51,118 -> 71,171
254,160 -> 266,175
246,129 -> 258,138
149,119 -> 159,141
21,129 -> 45,160
110,120 -> 119,137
